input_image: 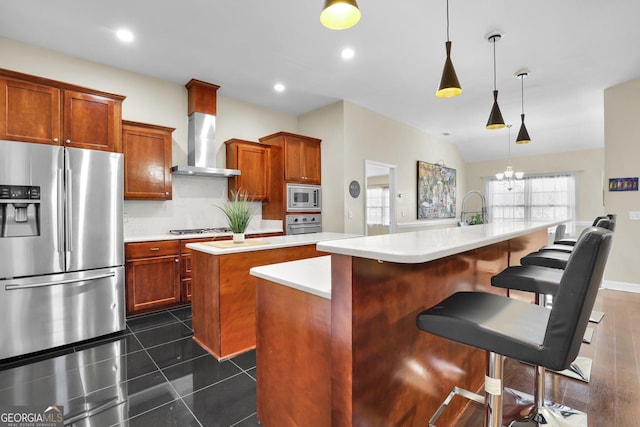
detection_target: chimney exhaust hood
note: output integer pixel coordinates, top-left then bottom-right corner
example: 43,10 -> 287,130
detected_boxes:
171,79 -> 240,178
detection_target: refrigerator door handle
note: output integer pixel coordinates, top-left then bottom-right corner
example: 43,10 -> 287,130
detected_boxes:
57,168 -> 65,258
65,166 -> 73,265
4,271 -> 116,291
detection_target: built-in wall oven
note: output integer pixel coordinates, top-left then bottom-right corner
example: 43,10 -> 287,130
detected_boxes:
286,214 -> 322,235
286,184 -> 321,212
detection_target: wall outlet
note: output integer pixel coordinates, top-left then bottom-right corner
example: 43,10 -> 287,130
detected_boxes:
629,211 -> 640,220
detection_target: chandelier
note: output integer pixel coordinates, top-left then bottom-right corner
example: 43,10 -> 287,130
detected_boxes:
495,125 -> 524,191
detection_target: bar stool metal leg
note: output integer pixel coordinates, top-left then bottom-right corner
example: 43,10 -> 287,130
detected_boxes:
485,352 -> 504,427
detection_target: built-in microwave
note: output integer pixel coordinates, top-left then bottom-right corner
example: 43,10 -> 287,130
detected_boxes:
286,184 -> 321,212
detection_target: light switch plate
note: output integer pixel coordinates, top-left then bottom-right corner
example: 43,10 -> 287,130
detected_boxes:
629,211 -> 640,220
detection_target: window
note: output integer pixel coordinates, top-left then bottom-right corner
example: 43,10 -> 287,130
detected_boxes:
366,186 -> 390,226
485,172 -> 576,234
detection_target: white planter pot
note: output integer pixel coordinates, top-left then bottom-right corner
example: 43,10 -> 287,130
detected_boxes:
233,233 -> 246,243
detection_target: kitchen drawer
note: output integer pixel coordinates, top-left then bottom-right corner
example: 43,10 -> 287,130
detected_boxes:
126,240 -> 179,259
180,237 -> 214,254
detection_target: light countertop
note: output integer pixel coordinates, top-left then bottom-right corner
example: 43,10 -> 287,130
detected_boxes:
317,220 -> 561,264
186,232 -> 360,255
124,227 -> 283,243
250,256 -> 331,299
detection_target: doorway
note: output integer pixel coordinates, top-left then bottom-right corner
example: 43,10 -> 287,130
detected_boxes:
365,160 -> 397,236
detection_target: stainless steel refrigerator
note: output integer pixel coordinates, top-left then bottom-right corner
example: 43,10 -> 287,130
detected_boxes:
0,139 -> 125,360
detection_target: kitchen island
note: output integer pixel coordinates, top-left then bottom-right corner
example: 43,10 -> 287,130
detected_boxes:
187,232 -> 357,359
252,221 -> 556,427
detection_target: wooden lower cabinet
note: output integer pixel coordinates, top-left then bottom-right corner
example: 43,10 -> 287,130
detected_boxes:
179,237 -> 230,303
125,233 -> 284,316
125,240 -> 181,316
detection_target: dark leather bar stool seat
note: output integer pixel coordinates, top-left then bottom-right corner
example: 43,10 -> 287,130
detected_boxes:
538,218 -> 615,253
554,215 -> 615,247
417,228 -> 613,427
520,249 -> 571,269
523,219 -> 615,269
491,264 -> 562,296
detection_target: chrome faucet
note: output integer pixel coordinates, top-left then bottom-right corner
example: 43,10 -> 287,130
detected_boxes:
459,190 -> 487,226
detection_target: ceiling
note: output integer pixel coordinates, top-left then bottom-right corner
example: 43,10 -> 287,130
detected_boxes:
2,0 -> 639,162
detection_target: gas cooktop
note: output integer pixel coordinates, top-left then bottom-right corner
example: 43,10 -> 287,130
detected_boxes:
169,227 -> 232,235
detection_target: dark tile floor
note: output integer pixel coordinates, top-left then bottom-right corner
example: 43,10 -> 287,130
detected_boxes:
0,306 -> 260,427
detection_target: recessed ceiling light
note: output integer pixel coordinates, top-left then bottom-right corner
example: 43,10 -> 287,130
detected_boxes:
441,132 -> 451,136
274,83 -> 285,93
341,47 -> 355,60
116,29 -> 134,43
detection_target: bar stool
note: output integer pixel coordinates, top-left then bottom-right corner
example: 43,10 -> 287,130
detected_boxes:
417,228 -> 613,427
554,215 -> 614,247
537,218 -> 615,254
493,223 -> 615,419
521,219 -> 615,269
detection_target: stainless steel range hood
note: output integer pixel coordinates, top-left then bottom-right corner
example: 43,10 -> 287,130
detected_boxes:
171,112 -> 240,177
171,79 -> 240,177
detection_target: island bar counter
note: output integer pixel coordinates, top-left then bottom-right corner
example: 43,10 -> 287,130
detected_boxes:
187,232 -> 356,359
295,221 -> 555,427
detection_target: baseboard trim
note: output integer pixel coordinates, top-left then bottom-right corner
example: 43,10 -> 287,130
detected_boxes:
601,280 -> 640,294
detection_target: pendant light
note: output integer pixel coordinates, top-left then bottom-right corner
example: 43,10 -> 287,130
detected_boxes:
495,125 -> 524,191
515,70 -> 531,144
320,0 -> 361,30
486,34 -> 505,130
435,0 -> 462,98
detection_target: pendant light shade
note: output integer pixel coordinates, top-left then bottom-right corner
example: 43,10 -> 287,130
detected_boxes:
436,42 -> 462,98
320,0 -> 361,30
486,90 -> 505,129
516,113 -> 531,144
435,0 -> 462,98
485,34 -> 505,130
515,71 -> 531,144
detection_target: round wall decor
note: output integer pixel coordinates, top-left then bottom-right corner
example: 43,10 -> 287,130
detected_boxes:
349,180 -> 361,198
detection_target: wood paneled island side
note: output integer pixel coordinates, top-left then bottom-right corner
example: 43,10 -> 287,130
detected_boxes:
253,221 -> 556,426
187,232 -> 357,359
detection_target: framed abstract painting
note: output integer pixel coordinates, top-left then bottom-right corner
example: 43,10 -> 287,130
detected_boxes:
417,161 -> 456,219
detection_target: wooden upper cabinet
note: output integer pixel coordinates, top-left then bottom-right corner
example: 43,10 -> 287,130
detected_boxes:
122,120 -> 175,200
63,90 -> 122,152
225,139 -> 271,201
0,77 -> 61,145
0,68 -> 125,152
259,132 -> 321,184
284,136 -> 321,183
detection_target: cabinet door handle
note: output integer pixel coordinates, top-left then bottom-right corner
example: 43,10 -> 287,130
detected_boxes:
175,258 -> 179,263
53,137 -> 59,142
165,192 -> 169,196
149,247 -> 160,251
65,139 -> 71,143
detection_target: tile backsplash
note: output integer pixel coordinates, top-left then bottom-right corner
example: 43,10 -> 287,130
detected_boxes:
123,175 -> 273,236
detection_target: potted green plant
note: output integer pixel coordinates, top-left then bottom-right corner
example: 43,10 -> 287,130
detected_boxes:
467,212 -> 484,225
218,190 -> 254,243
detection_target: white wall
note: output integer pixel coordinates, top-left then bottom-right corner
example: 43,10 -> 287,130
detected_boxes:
465,148 -> 605,224
298,101 -> 466,234
604,77 -> 640,287
341,101 -> 466,235
2,36 -> 469,238
298,101 -> 345,233
0,36 -> 297,236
